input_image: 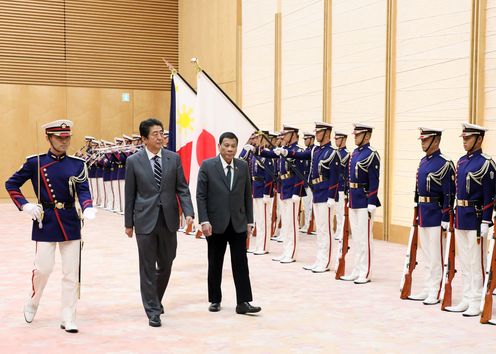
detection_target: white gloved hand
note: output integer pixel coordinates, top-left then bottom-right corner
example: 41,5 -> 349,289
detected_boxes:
280,148 -> 288,157
83,207 -> 97,220
262,194 -> 271,204
274,147 -> 283,156
441,221 -> 449,230
367,204 -> 377,213
22,203 -> 42,221
481,223 -> 489,237
292,195 -> 301,203
327,198 -> 336,208
243,144 -> 255,153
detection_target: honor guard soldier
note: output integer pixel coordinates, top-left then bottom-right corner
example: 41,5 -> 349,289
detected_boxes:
445,123 -> 496,316
247,131 -> 276,255
334,130 -> 350,242
300,132 -> 315,232
289,122 -> 340,272
112,137 -> 124,213
260,125 -> 306,263
5,119 -> 96,333
339,123 -> 380,284
408,128 -> 455,305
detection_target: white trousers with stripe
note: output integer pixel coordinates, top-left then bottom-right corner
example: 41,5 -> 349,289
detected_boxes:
104,180 -> 114,210
335,191 -> 345,240
455,229 -> 486,308
302,187 -> 313,228
280,198 -> 299,260
349,208 -> 374,279
96,177 -> 104,206
253,198 -> 271,253
28,240 -> 80,322
311,202 -> 334,270
111,179 -> 121,212
418,226 -> 444,298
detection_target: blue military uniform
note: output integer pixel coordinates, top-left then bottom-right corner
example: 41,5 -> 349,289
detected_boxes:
340,123 -> 380,284
292,122 -> 340,272
259,125 -> 306,262
249,132 -> 277,255
4,119 -> 95,333
6,152 -> 92,242
445,123 -> 495,316
348,143 -> 380,209
408,128 -> 455,304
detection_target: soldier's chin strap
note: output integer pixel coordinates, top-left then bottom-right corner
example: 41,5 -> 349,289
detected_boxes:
424,136 -> 435,154
468,135 -> 482,154
358,132 -> 367,147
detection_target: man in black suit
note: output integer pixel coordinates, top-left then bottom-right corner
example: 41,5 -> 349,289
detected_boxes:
196,132 -> 261,314
125,118 -> 194,327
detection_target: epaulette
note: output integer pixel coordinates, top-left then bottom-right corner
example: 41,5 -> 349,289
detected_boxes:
481,153 -> 493,160
69,155 -> 86,162
439,154 -> 452,162
367,145 -> 377,152
26,153 -> 46,160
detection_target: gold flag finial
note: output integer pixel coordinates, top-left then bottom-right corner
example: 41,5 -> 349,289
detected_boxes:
191,57 -> 202,72
161,57 -> 177,78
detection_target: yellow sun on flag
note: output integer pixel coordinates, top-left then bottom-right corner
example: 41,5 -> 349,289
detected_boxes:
177,104 -> 194,133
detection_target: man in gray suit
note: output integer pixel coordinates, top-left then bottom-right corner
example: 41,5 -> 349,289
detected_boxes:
125,118 -> 194,327
197,132 -> 261,314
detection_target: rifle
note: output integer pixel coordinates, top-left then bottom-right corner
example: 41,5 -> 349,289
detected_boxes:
335,197 -> 350,279
400,206 -> 419,299
440,212 -> 456,310
480,218 -> 496,324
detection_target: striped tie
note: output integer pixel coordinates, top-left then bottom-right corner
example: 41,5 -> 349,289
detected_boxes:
153,155 -> 162,188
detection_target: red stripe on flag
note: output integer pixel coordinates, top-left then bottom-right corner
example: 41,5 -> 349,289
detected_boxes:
177,141 -> 193,183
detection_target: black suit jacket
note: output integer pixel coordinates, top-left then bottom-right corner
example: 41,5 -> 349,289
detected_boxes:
196,155 -> 253,234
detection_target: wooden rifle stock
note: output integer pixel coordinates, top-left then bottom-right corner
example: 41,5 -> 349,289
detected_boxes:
480,219 -> 496,324
271,191 -> 278,237
440,212 -> 456,310
335,197 -> 350,279
400,206 -> 419,299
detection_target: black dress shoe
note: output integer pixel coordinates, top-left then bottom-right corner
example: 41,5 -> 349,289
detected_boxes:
149,315 -> 161,327
209,302 -> 221,312
236,302 -> 261,314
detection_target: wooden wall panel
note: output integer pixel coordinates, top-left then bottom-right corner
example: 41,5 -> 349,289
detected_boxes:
0,0 -> 178,90
0,84 -> 169,199
179,0 -> 238,100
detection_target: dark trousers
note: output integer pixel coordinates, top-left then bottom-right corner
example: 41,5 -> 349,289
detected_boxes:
206,221 -> 253,304
136,209 -> 177,318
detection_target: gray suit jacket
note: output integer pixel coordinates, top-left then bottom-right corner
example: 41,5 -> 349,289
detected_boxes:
196,155 -> 253,234
125,148 -> 194,234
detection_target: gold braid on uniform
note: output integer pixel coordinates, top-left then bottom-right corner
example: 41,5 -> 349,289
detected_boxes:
426,160 -> 454,192
465,157 -> 496,194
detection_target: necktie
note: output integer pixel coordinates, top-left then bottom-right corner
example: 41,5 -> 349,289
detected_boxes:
153,155 -> 162,188
226,165 -> 232,191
